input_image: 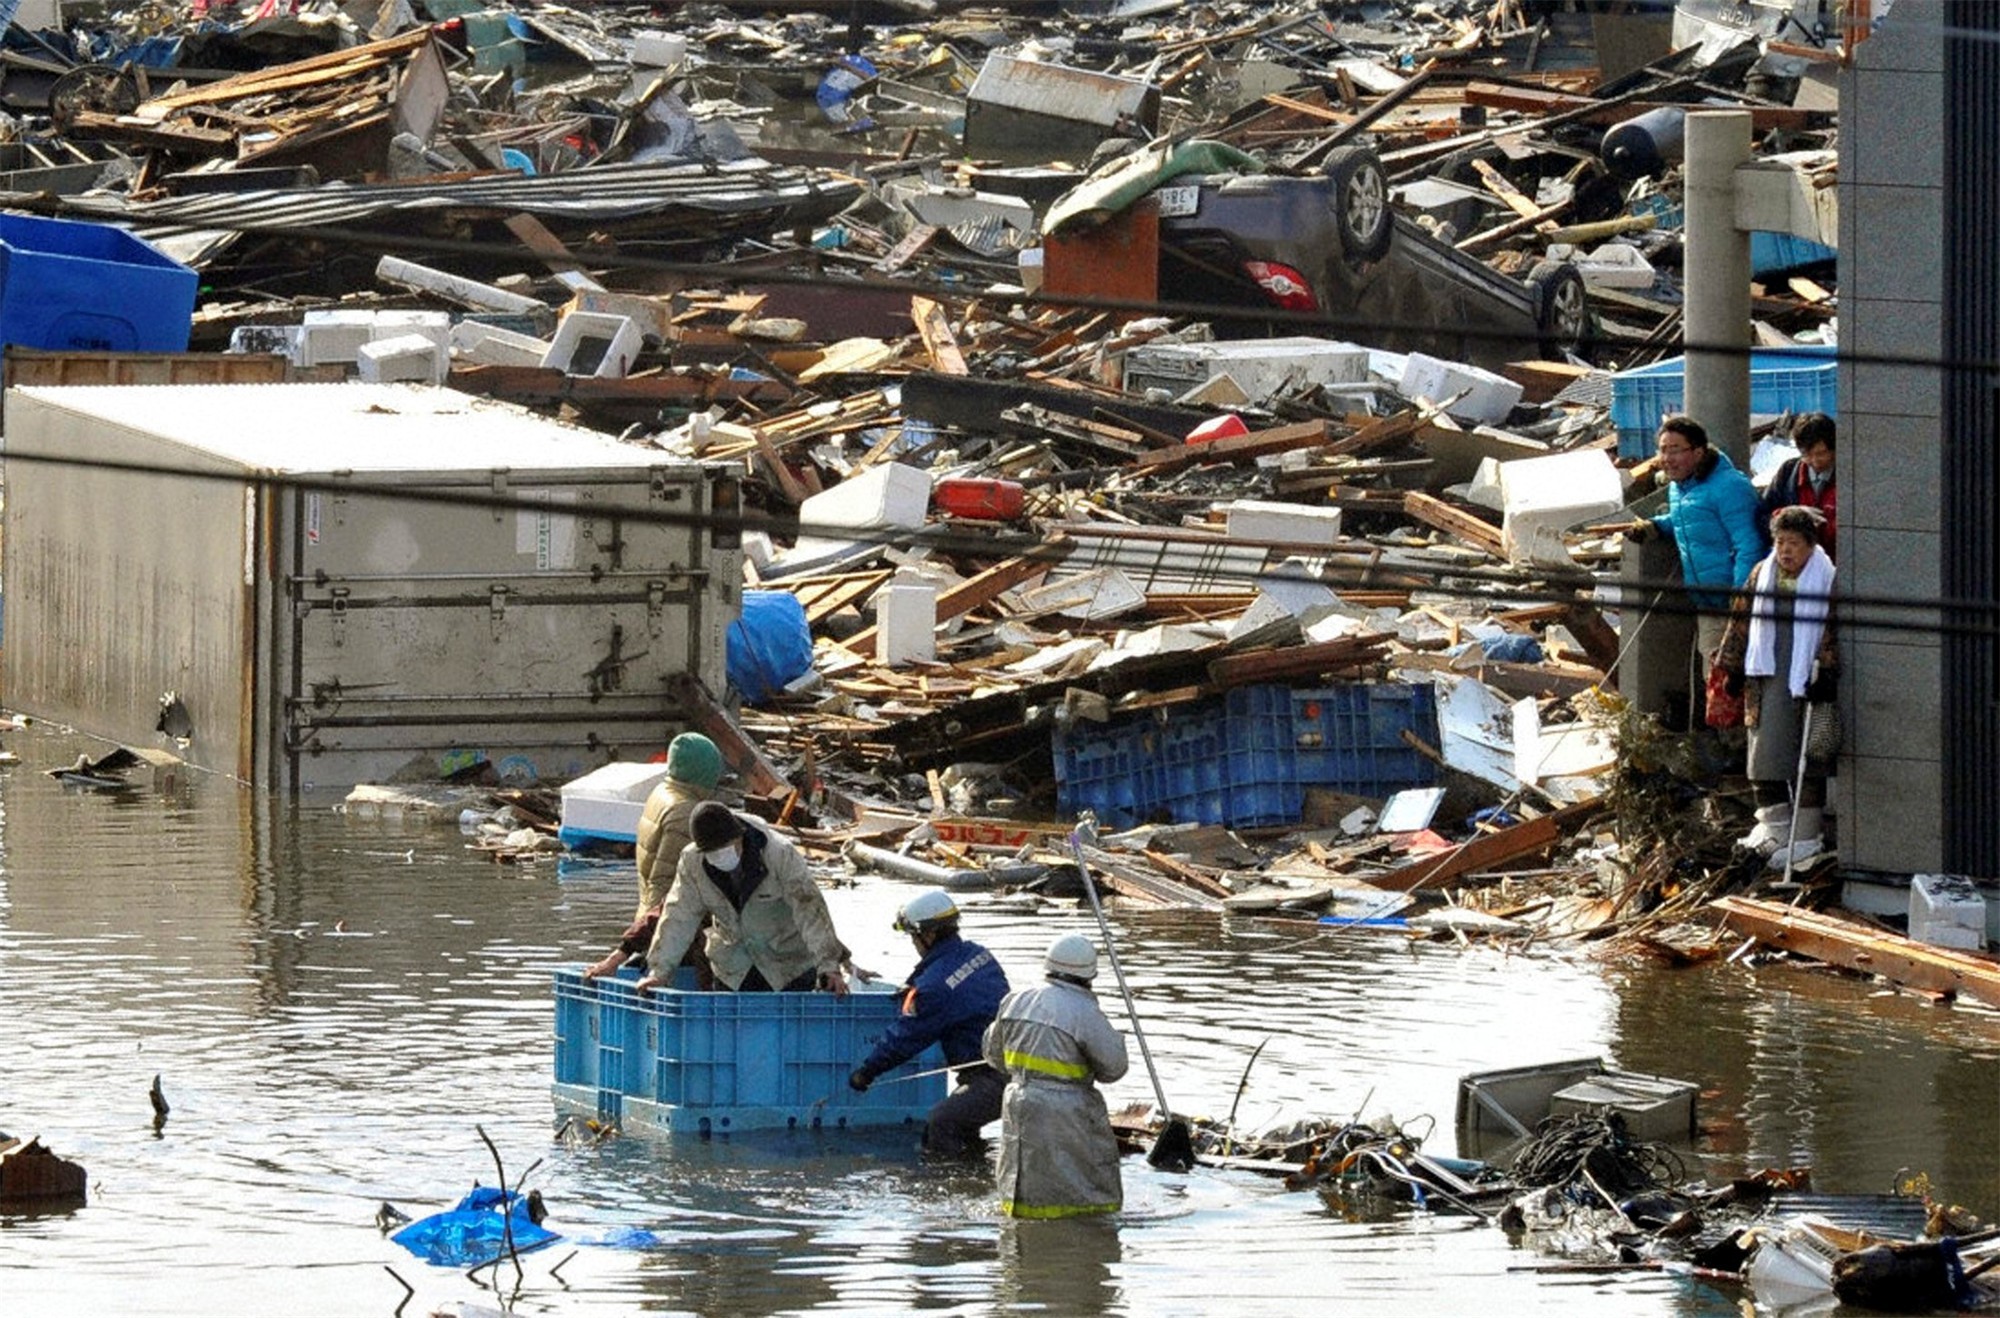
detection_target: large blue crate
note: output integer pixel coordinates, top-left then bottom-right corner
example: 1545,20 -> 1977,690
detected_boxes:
0,213 -> 198,353
552,968 -> 942,1136
1054,682 -> 1440,828
1611,346 -> 1837,459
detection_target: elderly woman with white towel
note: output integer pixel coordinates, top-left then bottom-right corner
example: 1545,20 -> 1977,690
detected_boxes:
1716,505 -> 1839,867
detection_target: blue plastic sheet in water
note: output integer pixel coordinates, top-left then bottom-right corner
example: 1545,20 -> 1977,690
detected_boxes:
392,1185 -> 559,1267
727,590 -> 813,705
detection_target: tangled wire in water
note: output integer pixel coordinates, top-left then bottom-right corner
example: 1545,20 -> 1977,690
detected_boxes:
1509,1112 -> 1689,1203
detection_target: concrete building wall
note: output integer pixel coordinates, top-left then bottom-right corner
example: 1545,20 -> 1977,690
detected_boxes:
1836,1 -> 1948,874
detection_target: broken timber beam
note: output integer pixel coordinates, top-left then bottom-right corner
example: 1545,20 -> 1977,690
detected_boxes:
667,673 -> 796,809
1403,492 -> 1505,557
1711,896 -> 2000,1009
1366,802 -> 1600,892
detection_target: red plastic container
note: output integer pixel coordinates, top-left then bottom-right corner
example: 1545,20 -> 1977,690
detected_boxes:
932,477 -> 1025,521
1185,414 -> 1249,445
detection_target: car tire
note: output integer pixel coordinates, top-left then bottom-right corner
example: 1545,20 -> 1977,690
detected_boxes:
1324,145 -> 1393,263
1529,261 -> 1591,358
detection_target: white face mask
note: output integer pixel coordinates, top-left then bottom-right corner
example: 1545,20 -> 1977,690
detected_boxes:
703,845 -> 741,872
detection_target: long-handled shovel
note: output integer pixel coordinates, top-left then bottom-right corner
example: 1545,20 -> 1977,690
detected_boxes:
1067,815 -> 1196,1172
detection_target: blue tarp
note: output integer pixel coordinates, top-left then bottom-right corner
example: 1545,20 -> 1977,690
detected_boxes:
727,590 -> 813,705
391,1185 -> 559,1268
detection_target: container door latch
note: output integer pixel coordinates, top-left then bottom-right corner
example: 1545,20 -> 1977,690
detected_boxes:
328,587 -> 349,647
489,584 -> 510,638
646,580 -> 667,637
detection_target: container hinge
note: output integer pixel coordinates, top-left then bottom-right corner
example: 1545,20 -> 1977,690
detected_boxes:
491,470 -> 509,522
328,587 -> 349,647
489,584 -> 510,638
646,580 -> 667,636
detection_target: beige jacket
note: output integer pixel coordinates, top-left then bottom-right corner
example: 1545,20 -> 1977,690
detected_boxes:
632,779 -> 716,919
644,819 -> 844,991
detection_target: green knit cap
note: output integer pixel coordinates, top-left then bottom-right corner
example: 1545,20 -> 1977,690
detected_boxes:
666,733 -> 723,789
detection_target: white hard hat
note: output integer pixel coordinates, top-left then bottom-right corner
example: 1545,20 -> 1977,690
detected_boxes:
1044,933 -> 1098,981
894,888 -> 959,936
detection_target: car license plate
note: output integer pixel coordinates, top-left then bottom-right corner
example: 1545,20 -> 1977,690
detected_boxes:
1153,184 -> 1200,217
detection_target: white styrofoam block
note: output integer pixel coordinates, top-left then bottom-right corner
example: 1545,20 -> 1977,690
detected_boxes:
356,333 -> 448,384
450,320 -> 553,368
1574,241 -> 1655,290
1910,873 -> 1986,942
1223,499 -> 1342,547
559,761 -> 671,843
800,463 -> 932,535
228,324 -> 303,360
541,312 -> 644,379
1498,448 -> 1625,566
630,30 -> 688,68
371,310 -> 451,350
875,575 -> 937,667
299,309 -> 379,366
1398,352 -> 1525,423
1124,336 -> 1370,404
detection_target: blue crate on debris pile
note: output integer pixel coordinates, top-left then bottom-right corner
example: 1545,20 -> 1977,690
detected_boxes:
0,213 -> 198,353
552,968 -> 942,1136
1611,346 -> 1837,459
1054,682 -> 1440,828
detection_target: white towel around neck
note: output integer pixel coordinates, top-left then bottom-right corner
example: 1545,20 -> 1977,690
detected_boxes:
1743,546 -> 1835,697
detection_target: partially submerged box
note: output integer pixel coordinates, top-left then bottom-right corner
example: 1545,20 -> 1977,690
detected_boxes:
2,383 -> 741,795
964,53 -> 1159,162
559,761 -> 670,846
552,968 -> 944,1135
1456,1056 -> 1698,1159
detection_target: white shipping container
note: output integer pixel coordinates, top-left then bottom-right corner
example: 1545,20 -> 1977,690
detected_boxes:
2,383 -> 742,797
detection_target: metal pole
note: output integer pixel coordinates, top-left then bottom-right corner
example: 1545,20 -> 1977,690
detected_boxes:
1683,109 -> 1754,469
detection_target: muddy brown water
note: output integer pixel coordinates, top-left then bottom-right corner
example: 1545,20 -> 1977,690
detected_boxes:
0,723 -> 1994,1317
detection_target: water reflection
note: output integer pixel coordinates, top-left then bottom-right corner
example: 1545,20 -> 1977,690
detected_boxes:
0,719 -> 1996,1317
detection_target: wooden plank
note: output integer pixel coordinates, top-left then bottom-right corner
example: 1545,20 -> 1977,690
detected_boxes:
843,536 -> 1072,658
1711,896 -> 2000,1009
911,296 -> 967,376
1470,159 -> 1554,231
1365,802 -> 1600,893
1128,419 -> 1330,475
1460,81 -> 1815,131
1404,491 -> 1505,557
872,223 -> 939,274
504,212 -> 590,275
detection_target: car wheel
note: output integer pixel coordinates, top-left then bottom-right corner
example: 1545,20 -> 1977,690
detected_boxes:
1529,261 -> 1591,357
1324,145 -> 1393,263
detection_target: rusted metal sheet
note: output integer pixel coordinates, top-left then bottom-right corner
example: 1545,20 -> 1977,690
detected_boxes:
4,347 -> 291,391
1712,896 -> 2000,1008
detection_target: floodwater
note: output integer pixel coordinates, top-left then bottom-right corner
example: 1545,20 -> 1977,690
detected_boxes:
1,723 -> 1995,1318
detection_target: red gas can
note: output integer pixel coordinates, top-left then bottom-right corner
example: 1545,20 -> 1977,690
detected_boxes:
932,477 -> 1026,521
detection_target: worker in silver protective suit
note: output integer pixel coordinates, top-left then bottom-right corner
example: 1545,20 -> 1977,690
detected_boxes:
981,933 -> 1129,1218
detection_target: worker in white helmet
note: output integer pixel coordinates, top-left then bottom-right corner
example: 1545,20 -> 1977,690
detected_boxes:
981,933 -> 1129,1218
847,888 -> 1010,1157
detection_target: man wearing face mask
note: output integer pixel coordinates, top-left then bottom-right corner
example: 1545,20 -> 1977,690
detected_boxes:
635,802 -> 849,996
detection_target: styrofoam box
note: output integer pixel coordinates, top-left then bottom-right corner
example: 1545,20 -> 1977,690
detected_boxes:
450,319 -> 551,368
1398,352 -> 1525,424
1224,499 -> 1343,547
559,761 -> 670,845
1125,337 -> 1370,404
356,333 -> 447,385
541,312 -> 644,379
629,30 -> 688,68
1499,448 -> 1624,565
1909,873 -> 1987,948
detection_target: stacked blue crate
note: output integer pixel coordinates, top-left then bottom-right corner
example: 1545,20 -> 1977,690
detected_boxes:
1053,682 -> 1440,828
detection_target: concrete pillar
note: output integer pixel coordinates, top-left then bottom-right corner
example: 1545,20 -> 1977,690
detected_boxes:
1683,110 -> 1753,468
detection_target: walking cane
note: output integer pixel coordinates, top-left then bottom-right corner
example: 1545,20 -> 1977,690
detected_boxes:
1778,661 -> 1820,890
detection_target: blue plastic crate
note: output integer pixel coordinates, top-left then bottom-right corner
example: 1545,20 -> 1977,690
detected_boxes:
1054,682 -> 1439,828
1750,230 -> 1836,277
1610,346 -> 1837,459
0,213 -> 198,353
552,969 -> 941,1136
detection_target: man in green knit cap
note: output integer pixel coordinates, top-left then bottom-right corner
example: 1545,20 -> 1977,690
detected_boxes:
583,732 -> 724,982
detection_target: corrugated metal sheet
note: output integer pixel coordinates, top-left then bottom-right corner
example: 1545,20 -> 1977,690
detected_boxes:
24,156 -> 862,254
1943,1 -> 2000,873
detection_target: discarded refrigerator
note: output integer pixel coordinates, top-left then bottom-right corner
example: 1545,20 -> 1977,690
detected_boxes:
2,382 -> 741,795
